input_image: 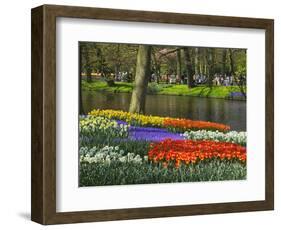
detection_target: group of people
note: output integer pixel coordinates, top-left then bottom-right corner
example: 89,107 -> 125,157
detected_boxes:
114,71 -> 132,82
193,74 -> 207,84
106,71 -> 246,87
152,73 -> 246,86
213,74 -> 246,86
212,74 -> 234,86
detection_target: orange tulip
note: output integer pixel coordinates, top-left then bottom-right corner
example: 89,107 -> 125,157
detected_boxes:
148,139 -> 246,168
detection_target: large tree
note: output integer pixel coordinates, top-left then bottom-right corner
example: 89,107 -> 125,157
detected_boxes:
129,45 -> 152,114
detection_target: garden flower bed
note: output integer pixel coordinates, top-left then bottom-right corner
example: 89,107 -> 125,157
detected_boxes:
148,139 -> 246,168
79,109 -> 247,186
164,118 -> 230,132
129,126 -> 184,141
88,109 -> 230,132
182,130 -> 247,146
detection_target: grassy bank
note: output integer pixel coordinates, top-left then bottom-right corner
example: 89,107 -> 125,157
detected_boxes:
82,80 -> 246,100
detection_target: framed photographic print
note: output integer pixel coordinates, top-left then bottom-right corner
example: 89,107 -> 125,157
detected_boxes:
31,4 -> 274,225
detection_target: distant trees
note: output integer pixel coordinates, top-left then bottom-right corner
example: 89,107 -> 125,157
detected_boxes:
149,46 -> 246,88
80,42 -> 96,82
80,43 -> 246,87
129,45 -> 152,113
80,42 -> 247,113
228,48 -> 247,98
80,43 -> 138,84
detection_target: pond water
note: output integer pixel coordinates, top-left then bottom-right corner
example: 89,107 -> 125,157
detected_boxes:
82,91 -> 246,131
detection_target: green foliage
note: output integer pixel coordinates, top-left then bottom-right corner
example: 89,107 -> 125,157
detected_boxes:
117,140 -> 151,157
79,115 -> 130,148
234,50 -> 247,76
80,43 -> 247,83
80,138 -> 150,158
79,159 -> 246,186
146,82 -> 163,94
79,115 -> 151,157
82,80 -> 133,93
80,42 -> 138,77
235,65 -> 246,77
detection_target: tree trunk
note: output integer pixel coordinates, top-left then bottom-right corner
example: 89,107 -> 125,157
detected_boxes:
151,51 -> 160,83
222,49 -> 227,75
86,69 -> 92,82
176,49 -> 182,83
194,48 -> 199,75
114,44 -> 120,80
96,47 -> 105,79
228,49 -> 235,75
180,49 -> 187,74
183,48 -> 194,88
79,44 -> 85,115
207,48 -> 215,87
204,56 -> 207,76
83,45 -> 92,82
156,65 -> 160,83
129,45 -> 152,114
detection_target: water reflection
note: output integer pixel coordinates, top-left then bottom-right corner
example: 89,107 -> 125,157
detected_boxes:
82,91 -> 246,131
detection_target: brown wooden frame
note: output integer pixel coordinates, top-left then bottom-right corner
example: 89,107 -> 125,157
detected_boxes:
31,4 -> 274,225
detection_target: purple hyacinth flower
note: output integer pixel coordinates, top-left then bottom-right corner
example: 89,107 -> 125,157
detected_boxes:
116,120 -> 128,126
128,126 -> 184,142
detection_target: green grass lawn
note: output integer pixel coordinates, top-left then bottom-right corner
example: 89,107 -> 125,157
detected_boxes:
82,80 -> 246,100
